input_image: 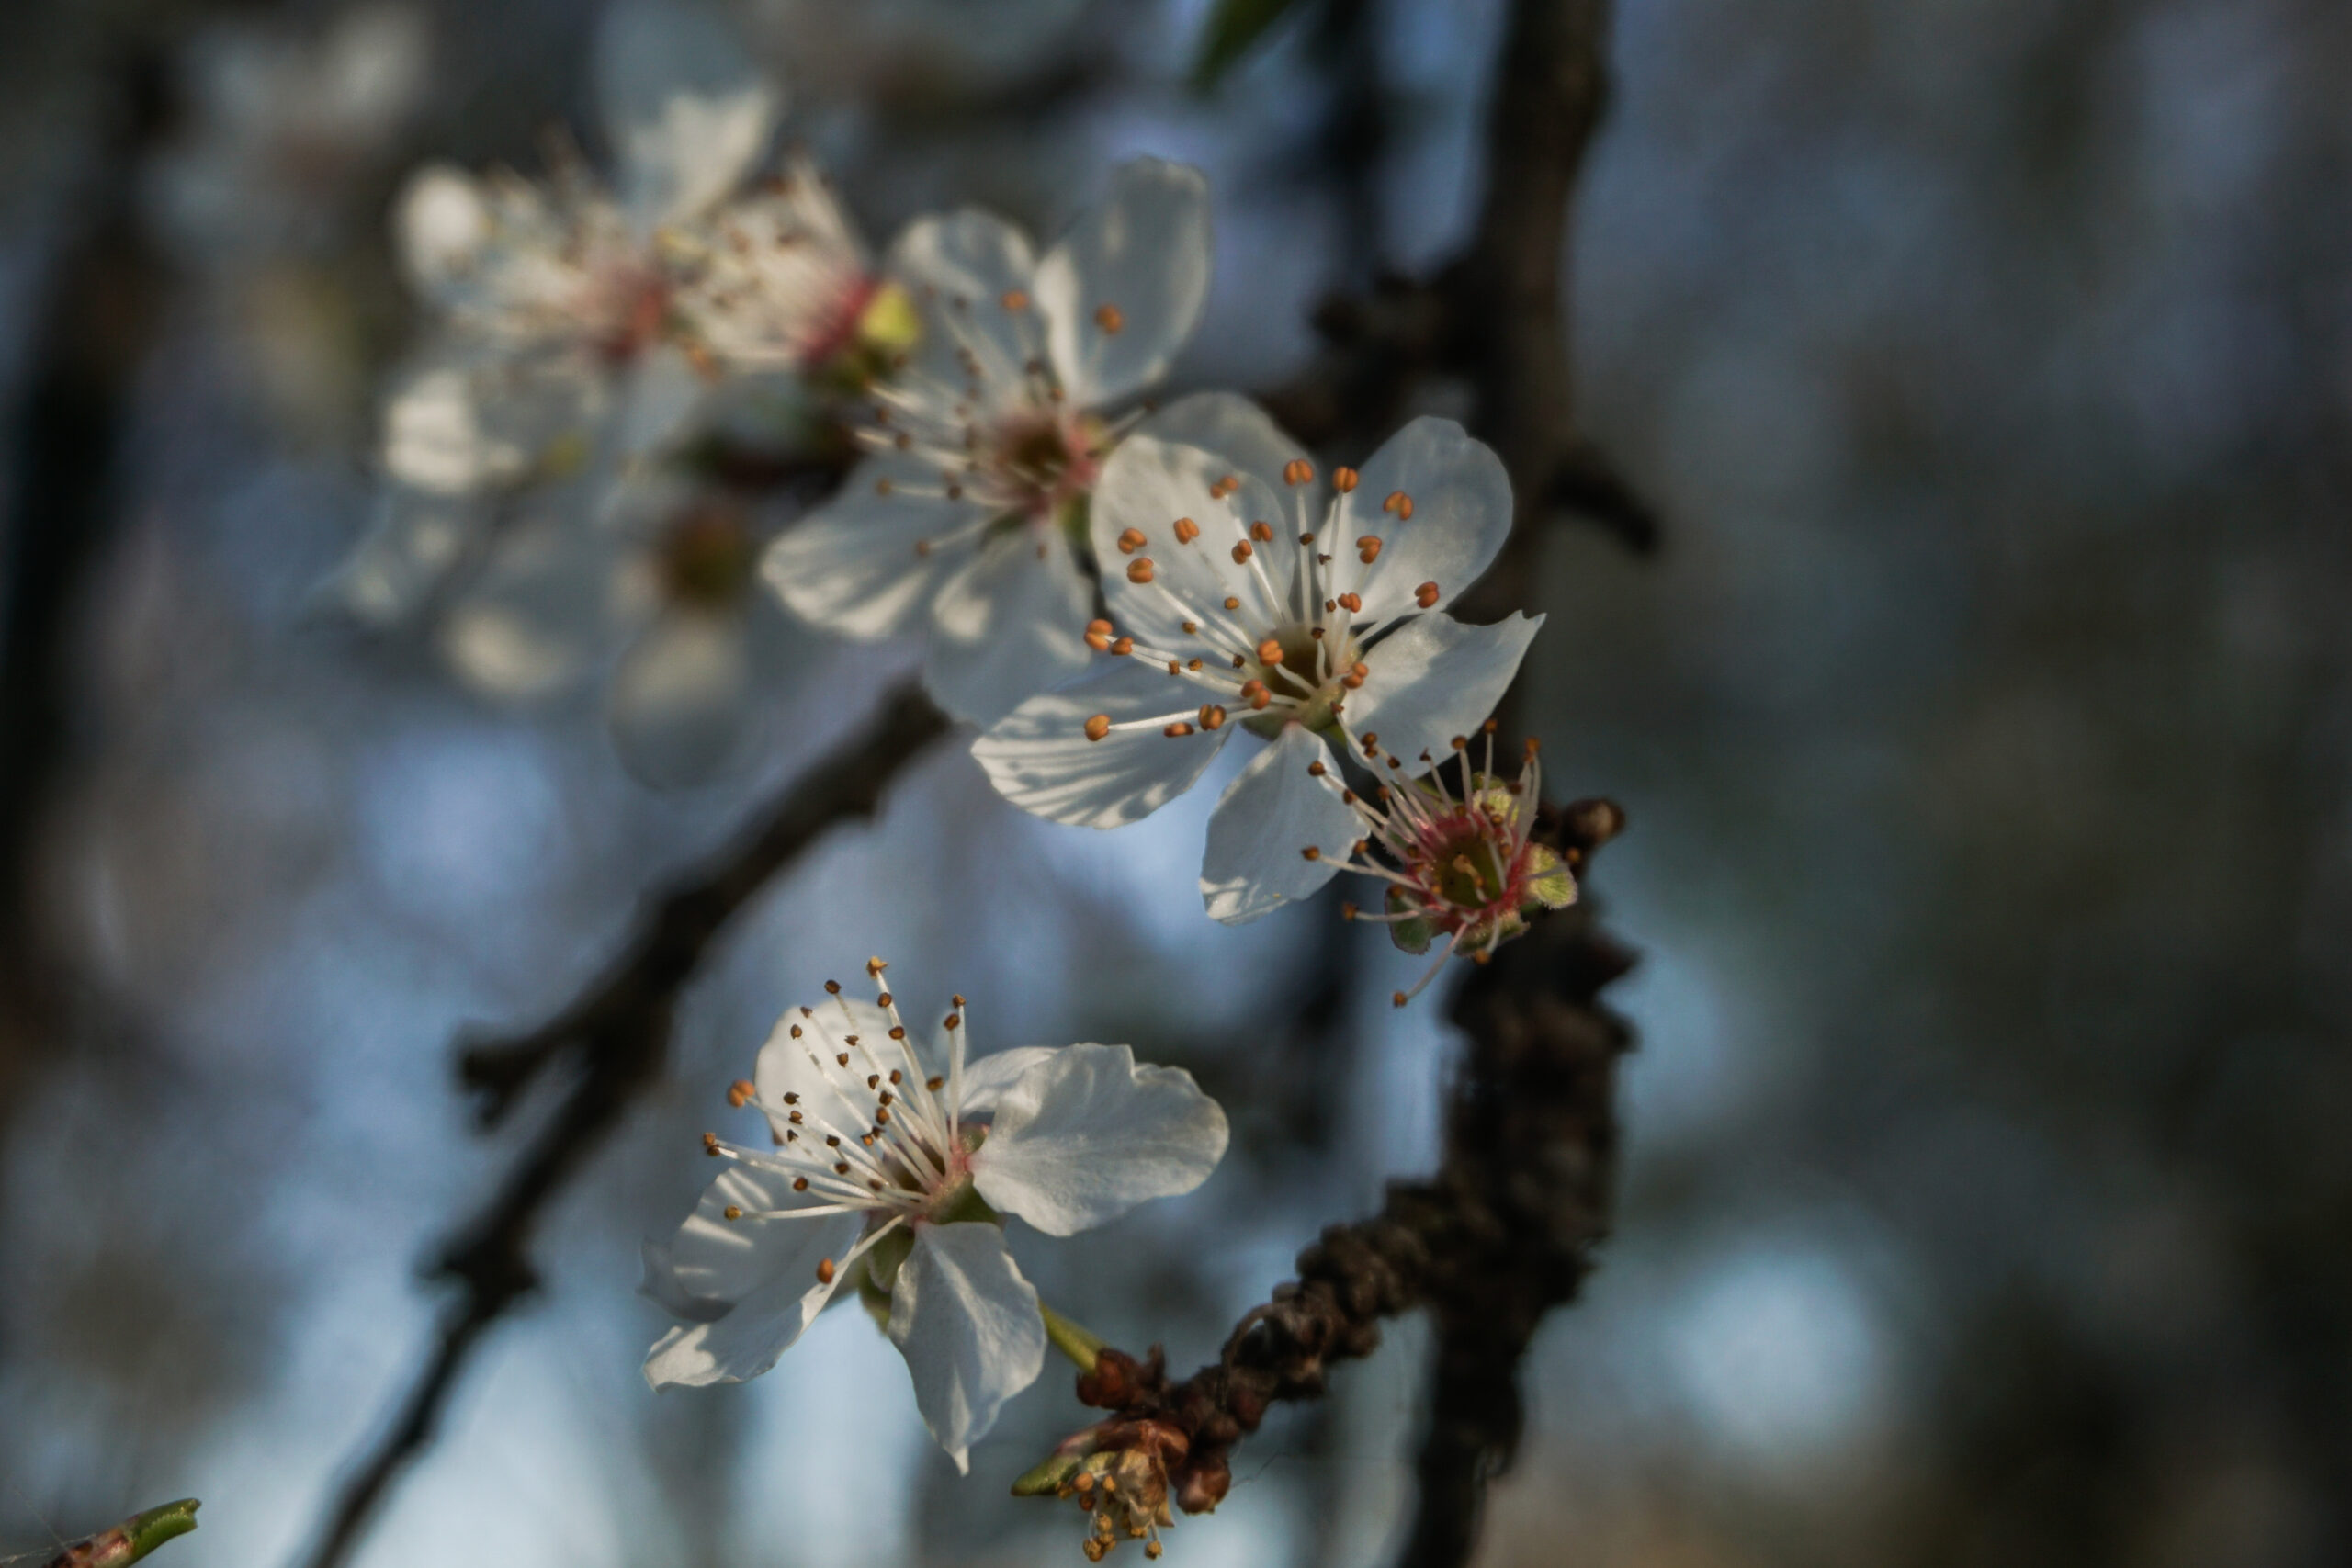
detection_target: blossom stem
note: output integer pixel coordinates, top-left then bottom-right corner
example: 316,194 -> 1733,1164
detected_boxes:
1039,1302 -> 1106,1373
46,1499 -> 200,1568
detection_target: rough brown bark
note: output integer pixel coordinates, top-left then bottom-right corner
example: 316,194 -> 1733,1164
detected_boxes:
1042,801 -> 1634,1564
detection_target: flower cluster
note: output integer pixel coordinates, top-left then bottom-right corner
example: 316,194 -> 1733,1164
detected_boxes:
334,0 -> 1602,1551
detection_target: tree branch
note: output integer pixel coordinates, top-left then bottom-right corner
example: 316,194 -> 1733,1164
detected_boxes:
1032,802 -> 1634,1561
290,682 -> 950,1568
1260,0 -> 1651,575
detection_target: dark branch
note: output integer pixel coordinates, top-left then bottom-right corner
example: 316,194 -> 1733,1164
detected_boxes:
291,683 -> 950,1568
1260,0 -> 1653,580
1038,802 -> 1634,1553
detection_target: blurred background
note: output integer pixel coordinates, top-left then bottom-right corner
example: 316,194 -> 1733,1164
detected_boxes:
4,0 -> 2350,1565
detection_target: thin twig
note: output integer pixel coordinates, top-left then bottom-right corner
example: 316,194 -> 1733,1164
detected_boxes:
290,683 -> 949,1568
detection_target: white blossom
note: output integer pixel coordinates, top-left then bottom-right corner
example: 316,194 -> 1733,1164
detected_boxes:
389,0 -> 785,461
322,1 -> 920,638
430,471 -> 807,784
643,963 -> 1227,1472
761,158 -> 1214,726
972,395 -> 1543,924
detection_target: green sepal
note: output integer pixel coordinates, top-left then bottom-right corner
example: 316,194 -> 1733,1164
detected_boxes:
857,1267 -> 894,1331
1039,1302 -> 1105,1373
1522,845 -> 1578,909
863,1223 -> 917,1297
856,282 -> 922,355
1385,887 -> 1435,955
1011,1450 -> 1085,1498
122,1501 -> 200,1563
1057,491 -> 1093,561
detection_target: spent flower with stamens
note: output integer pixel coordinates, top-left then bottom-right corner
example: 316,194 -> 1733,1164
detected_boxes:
641,959 -> 1228,1472
1334,722 -> 1577,1003
972,394 -> 1543,925
761,159 -> 1214,725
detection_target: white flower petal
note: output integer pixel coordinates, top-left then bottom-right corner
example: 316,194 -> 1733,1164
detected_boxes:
594,0 -> 778,230
1199,722 -> 1360,923
381,359 -> 525,495
612,344 -> 711,464
664,1161 -> 859,1305
1334,418 -> 1513,622
956,1046 -> 1060,1113
1092,433 -> 1294,649
394,164 -> 491,297
885,209 -> 1038,395
762,454 -> 983,639
972,660 -> 1231,829
438,512 -> 639,701
642,1243 -> 855,1389
922,529 -> 1094,726
972,1043 -> 1227,1235
607,608 -> 754,786
1035,158 -> 1211,408
311,484 -> 481,627
1348,611 -> 1544,770
639,1236 -> 729,1323
754,998 -> 901,1127
887,1222 -> 1046,1472
1136,392 -> 1310,502
640,1167 -> 865,1390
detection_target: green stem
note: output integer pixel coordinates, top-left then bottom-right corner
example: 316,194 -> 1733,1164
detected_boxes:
47,1500 -> 199,1568
120,1501 -> 200,1563
1039,1302 -> 1105,1373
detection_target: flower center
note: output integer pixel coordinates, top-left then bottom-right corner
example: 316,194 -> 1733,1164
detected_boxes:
990,409 -> 1104,525
658,504 -> 759,609
1243,621 -> 1359,737
595,268 -> 673,363
1422,817 -> 1515,912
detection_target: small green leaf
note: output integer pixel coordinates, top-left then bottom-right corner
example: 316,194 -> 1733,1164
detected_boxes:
1192,0 -> 1310,91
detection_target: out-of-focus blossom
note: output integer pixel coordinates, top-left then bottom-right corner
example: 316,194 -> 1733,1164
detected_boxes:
1336,726 -> 1577,1003
761,158 -> 1214,726
147,4 -> 431,261
643,962 -> 1227,1472
385,0 -> 783,485
323,0 -> 914,640
676,155 -> 918,389
973,396 -> 1542,924
431,471 -> 805,784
